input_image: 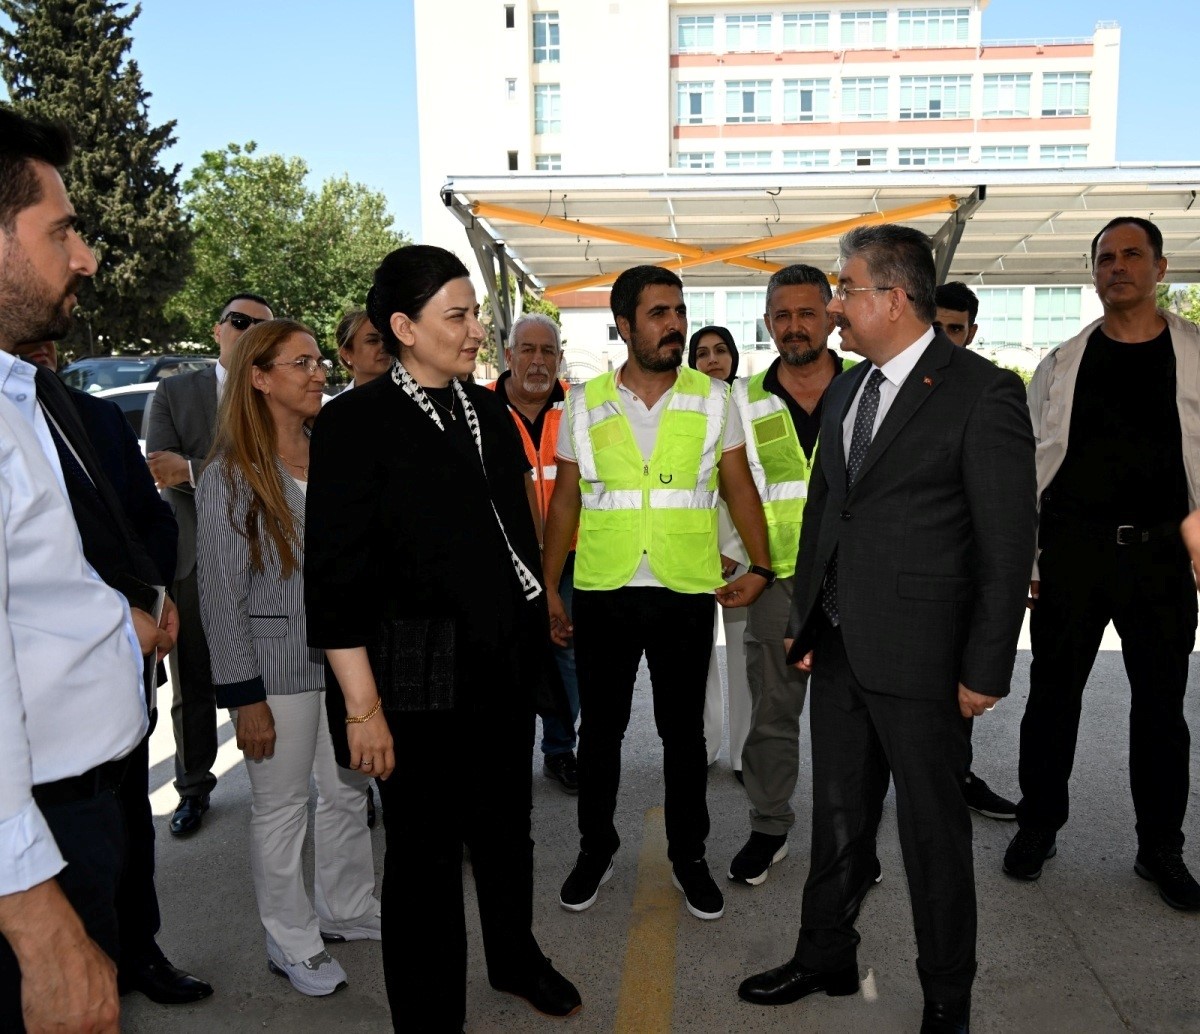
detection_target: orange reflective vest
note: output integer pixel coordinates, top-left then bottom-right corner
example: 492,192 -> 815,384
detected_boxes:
489,378 -> 570,535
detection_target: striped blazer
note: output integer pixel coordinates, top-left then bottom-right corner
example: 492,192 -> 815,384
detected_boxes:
195,457 -> 323,708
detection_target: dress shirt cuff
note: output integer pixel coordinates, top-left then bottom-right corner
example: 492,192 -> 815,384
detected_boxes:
187,460 -> 195,489
0,801 -> 66,896
215,676 -> 267,710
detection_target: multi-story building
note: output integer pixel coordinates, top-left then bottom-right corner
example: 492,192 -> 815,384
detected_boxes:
415,1 -> 1120,373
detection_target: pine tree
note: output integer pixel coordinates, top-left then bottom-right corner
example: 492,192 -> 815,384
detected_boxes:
1,0 -> 193,352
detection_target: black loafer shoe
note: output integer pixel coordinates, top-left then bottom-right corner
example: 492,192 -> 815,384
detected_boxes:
921,995 -> 970,1033
542,752 -> 579,794
491,958 -> 582,1017
737,959 -> 859,1006
120,955 -> 214,1005
169,793 -> 210,837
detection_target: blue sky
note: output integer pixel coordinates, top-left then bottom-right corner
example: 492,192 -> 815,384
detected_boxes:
5,1 -> 1199,242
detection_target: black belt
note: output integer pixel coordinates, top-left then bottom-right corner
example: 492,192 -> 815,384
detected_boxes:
1042,512 -> 1181,547
31,756 -> 129,809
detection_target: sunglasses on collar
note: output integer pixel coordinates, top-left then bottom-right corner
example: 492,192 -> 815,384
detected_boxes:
219,311 -> 269,332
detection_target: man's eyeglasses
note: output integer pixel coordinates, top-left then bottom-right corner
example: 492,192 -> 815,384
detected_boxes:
832,285 -> 895,302
220,311 -> 269,332
260,357 -> 333,376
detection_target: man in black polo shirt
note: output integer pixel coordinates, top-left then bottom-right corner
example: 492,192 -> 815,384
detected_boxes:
1006,217 -> 1200,911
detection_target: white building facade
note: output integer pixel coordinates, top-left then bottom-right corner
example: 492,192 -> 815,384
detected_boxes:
415,1 -> 1119,374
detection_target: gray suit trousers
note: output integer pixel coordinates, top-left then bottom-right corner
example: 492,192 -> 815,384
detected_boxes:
169,566 -> 218,796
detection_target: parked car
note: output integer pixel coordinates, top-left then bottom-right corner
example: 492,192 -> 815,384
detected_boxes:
59,354 -> 216,394
95,382 -> 158,451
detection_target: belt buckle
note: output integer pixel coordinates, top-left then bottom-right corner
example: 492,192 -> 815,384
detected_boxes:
1116,524 -> 1136,546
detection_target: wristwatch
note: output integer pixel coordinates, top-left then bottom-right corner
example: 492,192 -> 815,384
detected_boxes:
747,564 -> 777,587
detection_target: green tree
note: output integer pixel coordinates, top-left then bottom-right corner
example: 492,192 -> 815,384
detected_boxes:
1,0 -> 193,352
166,142 -> 408,352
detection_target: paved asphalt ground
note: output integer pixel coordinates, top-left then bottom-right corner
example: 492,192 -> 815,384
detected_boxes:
124,617 -> 1200,1033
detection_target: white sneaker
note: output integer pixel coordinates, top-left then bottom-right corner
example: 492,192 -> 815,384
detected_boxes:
320,912 -> 382,942
266,935 -> 348,996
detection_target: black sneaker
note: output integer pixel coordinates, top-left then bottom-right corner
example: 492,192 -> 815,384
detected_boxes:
559,851 -> 614,912
1135,846 -> 1200,911
542,752 -> 579,794
672,859 -> 724,920
1003,829 -> 1057,880
728,832 -> 788,886
962,772 -> 1016,820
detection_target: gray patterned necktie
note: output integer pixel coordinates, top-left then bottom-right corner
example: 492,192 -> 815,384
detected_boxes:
821,368 -> 885,626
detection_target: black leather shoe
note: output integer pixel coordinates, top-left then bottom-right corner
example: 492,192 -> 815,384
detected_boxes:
120,953 -> 214,1005
169,793 -> 210,837
491,957 -> 581,1017
737,959 -> 859,1005
542,752 -> 579,794
921,996 -> 970,1033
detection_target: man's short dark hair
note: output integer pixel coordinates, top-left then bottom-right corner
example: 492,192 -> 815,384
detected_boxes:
840,224 -> 937,325
610,265 -> 684,330
765,264 -> 832,310
219,293 -> 272,317
935,281 -> 979,325
1090,216 -> 1163,264
0,107 -> 74,232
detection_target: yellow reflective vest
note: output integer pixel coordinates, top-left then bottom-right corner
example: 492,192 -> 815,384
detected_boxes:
568,366 -> 729,593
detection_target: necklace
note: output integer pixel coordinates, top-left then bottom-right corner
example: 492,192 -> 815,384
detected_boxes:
279,456 -> 309,480
427,390 -> 457,421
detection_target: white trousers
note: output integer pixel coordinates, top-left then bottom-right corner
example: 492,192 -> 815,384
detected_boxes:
703,605 -> 750,767
239,690 -> 380,964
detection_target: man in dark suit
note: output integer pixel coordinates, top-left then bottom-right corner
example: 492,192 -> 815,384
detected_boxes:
738,224 -> 1037,1034
146,292 -> 272,835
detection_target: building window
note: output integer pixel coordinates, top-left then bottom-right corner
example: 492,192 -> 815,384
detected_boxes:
534,153 -> 561,171
842,148 -> 887,167
898,146 -> 968,166
684,291 -> 715,341
676,81 -> 715,125
975,288 -> 1024,347
840,10 -> 887,48
782,11 -> 830,49
897,7 -> 969,46
678,15 -> 714,52
506,77 -> 517,100
899,75 -> 971,119
532,12 -> 560,63
504,5 -> 514,29
507,151 -> 518,171
725,13 -> 772,52
1033,287 -> 1082,347
782,149 -> 831,169
980,144 -> 1030,164
1042,72 -> 1091,116
841,77 -> 889,120
726,290 -> 770,349
607,324 -> 621,342
725,151 -> 773,170
982,73 -> 1031,117
534,84 -> 561,134
783,79 -> 831,122
676,151 -> 715,170
725,80 -> 772,123
1039,144 -> 1088,164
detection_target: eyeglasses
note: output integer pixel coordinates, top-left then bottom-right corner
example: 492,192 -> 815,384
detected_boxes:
220,311 -> 269,332
260,357 -> 333,376
832,285 -> 895,302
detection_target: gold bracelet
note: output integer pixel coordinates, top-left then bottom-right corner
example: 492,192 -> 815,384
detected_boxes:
345,697 -> 382,724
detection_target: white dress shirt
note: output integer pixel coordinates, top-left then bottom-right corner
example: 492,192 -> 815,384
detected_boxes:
0,351 -> 146,896
841,327 -> 936,459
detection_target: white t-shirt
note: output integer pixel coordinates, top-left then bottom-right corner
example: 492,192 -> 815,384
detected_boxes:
555,367 -> 746,588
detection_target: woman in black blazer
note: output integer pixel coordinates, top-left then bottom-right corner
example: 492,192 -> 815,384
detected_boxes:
305,245 -> 581,1032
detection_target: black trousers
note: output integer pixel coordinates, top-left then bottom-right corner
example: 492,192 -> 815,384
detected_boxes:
169,566 -> 218,797
797,619 -> 975,1004
1018,530 -> 1196,850
0,790 -> 125,1032
376,701 -> 542,1034
573,587 -> 714,865
115,720 -> 161,971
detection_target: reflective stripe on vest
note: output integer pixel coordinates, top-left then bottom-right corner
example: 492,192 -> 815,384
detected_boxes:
568,367 -> 727,593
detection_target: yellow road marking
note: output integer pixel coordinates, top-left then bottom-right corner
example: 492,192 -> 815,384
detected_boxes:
614,806 -> 678,1034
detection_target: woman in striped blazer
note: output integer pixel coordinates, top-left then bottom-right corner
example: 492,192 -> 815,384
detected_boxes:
196,319 -> 380,998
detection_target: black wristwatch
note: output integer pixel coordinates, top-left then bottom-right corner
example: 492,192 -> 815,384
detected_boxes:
747,564 -> 777,587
